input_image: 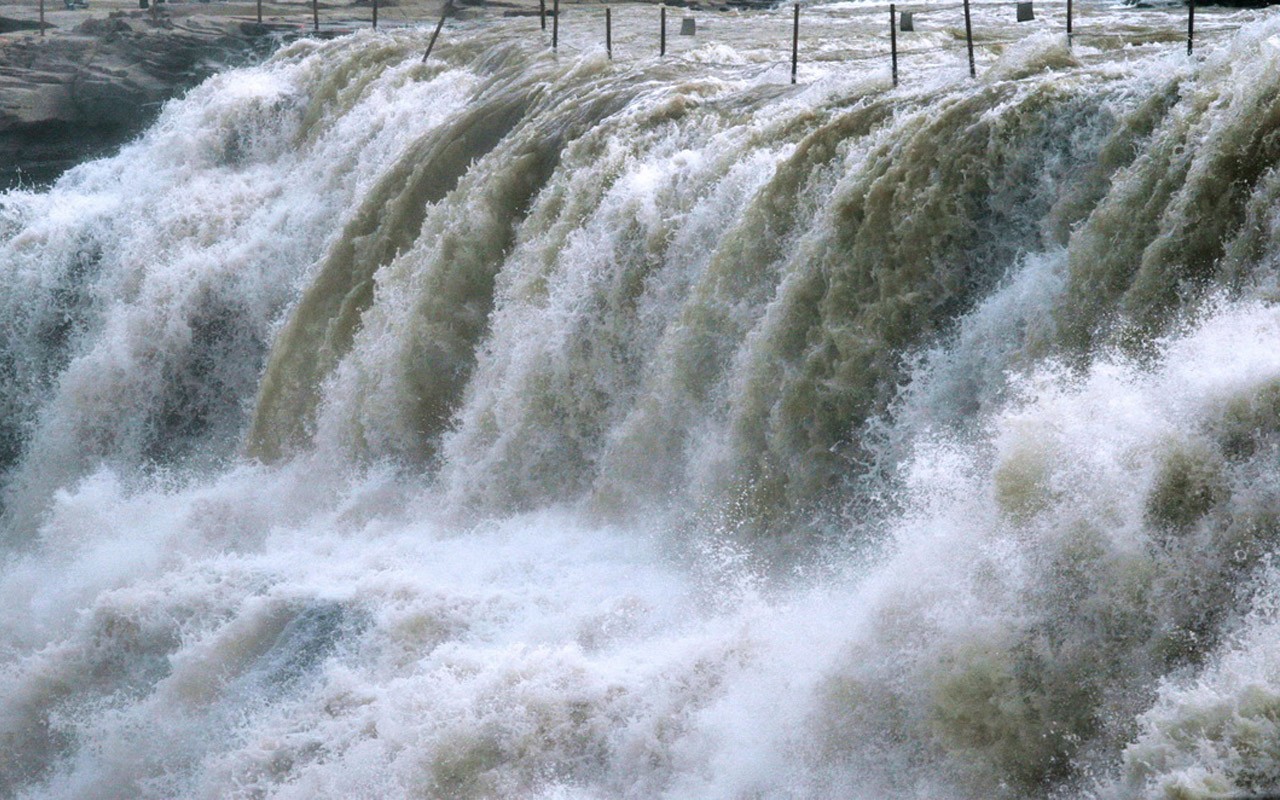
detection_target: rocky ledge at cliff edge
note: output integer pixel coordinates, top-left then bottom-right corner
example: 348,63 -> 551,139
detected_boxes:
0,12 -> 273,186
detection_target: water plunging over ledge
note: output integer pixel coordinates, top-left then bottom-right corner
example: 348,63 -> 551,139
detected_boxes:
2,7 -> 1280,797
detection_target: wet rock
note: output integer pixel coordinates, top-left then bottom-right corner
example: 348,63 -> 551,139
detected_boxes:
0,16 -> 48,33
0,12 -> 275,188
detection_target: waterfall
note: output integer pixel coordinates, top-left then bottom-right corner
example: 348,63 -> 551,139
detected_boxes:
2,7 -> 1280,798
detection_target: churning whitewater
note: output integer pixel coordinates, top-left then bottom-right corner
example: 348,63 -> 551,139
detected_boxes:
4,3 -> 1280,797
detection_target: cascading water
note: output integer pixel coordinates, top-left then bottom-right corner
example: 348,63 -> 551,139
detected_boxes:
3,3 -> 1280,797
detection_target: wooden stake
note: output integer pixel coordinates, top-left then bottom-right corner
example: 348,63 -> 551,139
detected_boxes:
540,0 -> 546,30
660,6 -> 666,56
1066,0 -> 1072,45
422,0 -> 450,61
606,6 -> 612,59
790,2 -> 799,84
372,0 -> 378,29
963,0 -> 975,77
312,0 -> 319,33
256,0 -> 261,24
553,0 -> 559,50
890,3 -> 898,86
39,0 -> 44,35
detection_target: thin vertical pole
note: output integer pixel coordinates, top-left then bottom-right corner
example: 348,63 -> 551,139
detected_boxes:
1066,0 -> 1072,44
606,6 -> 612,59
660,6 -> 666,56
1187,0 -> 1194,55
312,0 -> 319,33
372,0 -> 378,29
539,0 -> 546,30
422,0 -> 450,61
256,0 -> 261,24
553,0 -> 559,50
963,0 -> 975,77
790,3 -> 799,84
39,0 -> 44,35
890,3 -> 898,86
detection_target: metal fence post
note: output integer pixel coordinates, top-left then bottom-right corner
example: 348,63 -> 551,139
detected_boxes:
422,0 -> 450,61
1187,0 -> 1195,54
963,0 -> 975,77
890,3 -> 898,86
791,3 -> 800,84
660,6 -> 667,56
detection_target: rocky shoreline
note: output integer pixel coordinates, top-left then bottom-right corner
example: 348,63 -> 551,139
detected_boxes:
0,0 -> 820,190
0,11 -> 280,187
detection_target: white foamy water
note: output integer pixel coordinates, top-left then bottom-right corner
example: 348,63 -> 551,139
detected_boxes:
3,4 -> 1280,798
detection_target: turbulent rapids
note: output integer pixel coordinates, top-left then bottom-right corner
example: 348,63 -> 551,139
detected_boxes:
4,3 -> 1280,797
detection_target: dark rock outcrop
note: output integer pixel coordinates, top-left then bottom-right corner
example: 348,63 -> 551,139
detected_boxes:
0,12 -> 276,188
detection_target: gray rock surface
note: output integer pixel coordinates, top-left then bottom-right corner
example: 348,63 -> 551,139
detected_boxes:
0,12 -> 275,187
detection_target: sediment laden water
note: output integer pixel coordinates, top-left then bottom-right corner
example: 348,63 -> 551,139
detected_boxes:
2,4 -> 1280,797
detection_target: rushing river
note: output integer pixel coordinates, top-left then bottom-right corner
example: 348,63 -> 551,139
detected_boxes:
3,2 -> 1280,797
